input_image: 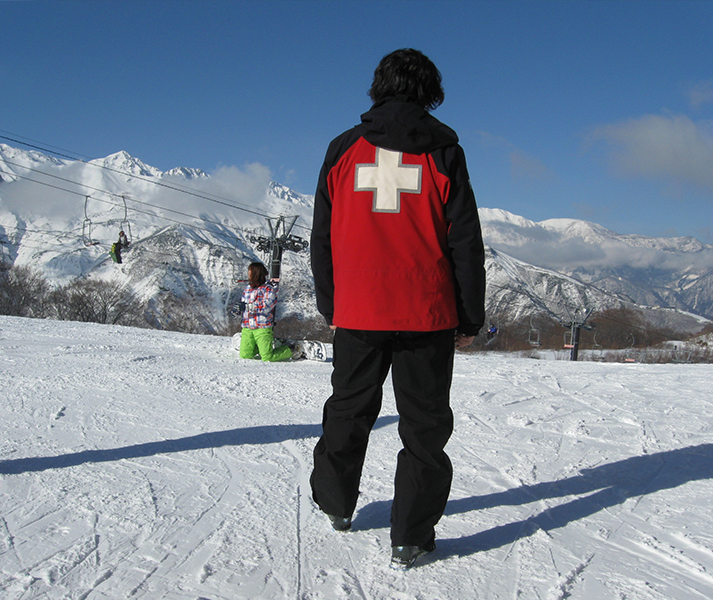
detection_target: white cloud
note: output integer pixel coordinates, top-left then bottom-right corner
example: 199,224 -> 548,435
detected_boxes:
509,149 -> 554,182
0,157 -> 275,225
476,131 -> 555,182
492,238 -> 713,274
589,114 -> 713,193
688,80 -> 713,109
0,167 -> 83,220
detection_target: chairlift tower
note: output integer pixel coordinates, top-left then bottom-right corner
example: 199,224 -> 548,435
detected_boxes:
249,215 -> 308,279
561,306 -> 594,362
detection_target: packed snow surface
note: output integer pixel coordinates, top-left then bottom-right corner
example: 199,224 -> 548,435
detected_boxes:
1,316 -> 712,600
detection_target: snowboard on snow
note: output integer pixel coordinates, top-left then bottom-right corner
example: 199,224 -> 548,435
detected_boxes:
290,340 -> 329,362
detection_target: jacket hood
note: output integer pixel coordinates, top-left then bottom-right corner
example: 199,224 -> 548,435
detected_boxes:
360,96 -> 459,155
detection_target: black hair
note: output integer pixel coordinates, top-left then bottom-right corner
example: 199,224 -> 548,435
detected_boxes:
368,48 -> 444,111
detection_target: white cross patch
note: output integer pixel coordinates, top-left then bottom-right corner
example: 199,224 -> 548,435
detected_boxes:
355,148 -> 422,213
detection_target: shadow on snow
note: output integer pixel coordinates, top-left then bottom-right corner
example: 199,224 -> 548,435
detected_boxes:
0,415 -> 399,475
357,443 -> 713,559
3,419 -> 711,561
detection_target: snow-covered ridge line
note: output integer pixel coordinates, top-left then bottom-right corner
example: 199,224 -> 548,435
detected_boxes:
478,204 -> 713,318
1,143 -> 711,330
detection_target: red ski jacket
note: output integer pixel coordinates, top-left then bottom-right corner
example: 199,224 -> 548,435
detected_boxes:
311,97 -> 485,335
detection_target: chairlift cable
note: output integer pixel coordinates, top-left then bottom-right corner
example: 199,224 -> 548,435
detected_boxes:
1,171 -> 256,246
2,135 -> 704,343
0,134 -> 310,230
2,161 -> 310,279
1,224 -> 249,268
1,160 -> 257,237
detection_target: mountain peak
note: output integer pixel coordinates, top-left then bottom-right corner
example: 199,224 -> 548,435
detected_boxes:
164,166 -> 208,180
479,207 -> 536,228
268,181 -> 313,208
90,151 -> 163,178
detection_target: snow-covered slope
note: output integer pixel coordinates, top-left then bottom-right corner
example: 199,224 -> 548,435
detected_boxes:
2,315 -> 713,599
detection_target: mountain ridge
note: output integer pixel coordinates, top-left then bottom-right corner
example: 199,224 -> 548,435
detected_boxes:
1,144 -> 709,338
479,206 -> 713,318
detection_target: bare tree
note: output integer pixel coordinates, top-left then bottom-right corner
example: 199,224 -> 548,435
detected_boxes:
0,265 -> 50,317
50,279 -> 143,326
145,292 -> 221,335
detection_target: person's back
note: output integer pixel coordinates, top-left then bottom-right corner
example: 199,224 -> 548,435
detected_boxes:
241,280 -> 278,330
314,99 -> 470,331
310,48 -> 486,569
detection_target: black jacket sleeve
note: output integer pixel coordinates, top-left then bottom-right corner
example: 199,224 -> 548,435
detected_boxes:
310,157 -> 335,325
310,129 -> 363,326
440,144 -> 486,336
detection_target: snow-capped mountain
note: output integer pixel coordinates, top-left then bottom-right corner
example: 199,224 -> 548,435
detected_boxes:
89,150 -> 164,178
164,166 -> 208,180
480,208 -> 713,320
0,143 -> 317,334
0,143 -> 708,337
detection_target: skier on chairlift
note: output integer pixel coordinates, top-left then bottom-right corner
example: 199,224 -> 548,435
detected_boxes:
110,230 -> 130,264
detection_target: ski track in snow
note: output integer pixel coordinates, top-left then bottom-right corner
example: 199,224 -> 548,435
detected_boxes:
1,315 -> 713,599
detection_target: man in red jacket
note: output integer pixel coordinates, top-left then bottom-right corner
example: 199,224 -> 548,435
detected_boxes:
310,48 -> 486,569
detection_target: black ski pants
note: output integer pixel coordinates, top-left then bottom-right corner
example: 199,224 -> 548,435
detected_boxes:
311,327 -> 455,548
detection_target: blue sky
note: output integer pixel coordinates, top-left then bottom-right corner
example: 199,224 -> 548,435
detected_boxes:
2,0 -> 713,242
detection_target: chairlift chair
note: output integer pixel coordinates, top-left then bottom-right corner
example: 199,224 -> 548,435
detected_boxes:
592,331 -> 604,361
119,195 -> 133,244
528,329 -> 540,347
528,315 -> 540,347
0,239 -> 10,270
82,196 -> 100,247
231,260 -> 246,285
563,328 -> 574,349
624,333 -> 636,362
485,316 -> 500,343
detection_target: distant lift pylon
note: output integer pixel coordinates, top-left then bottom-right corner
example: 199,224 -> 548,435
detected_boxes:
249,215 -> 308,279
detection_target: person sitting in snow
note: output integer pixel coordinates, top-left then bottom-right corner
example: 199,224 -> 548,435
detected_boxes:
238,262 -> 294,362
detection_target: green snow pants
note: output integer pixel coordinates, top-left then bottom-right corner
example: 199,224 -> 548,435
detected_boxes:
239,327 -> 292,362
